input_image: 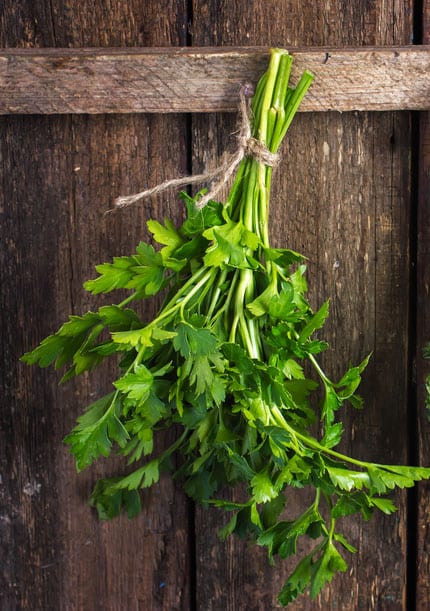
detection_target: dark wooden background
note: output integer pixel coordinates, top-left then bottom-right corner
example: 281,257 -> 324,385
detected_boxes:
1,2 -> 429,609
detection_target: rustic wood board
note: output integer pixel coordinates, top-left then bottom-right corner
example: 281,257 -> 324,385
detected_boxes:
416,3 -> 430,608
1,46 -> 430,114
0,1 -> 427,611
416,109 -> 430,610
192,2 -> 413,609
0,2 -> 191,610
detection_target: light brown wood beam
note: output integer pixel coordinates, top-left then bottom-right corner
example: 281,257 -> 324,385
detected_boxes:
1,46 -> 430,114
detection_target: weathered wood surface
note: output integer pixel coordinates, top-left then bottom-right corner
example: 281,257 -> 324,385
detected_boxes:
416,111 -> 430,610
0,2 -> 191,610
0,1 -> 427,611
416,3 -> 430,608
1,46 -> 430,114
192,2 -> 414,609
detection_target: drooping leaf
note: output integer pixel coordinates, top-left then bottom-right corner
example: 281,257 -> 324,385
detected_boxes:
310,542 -> 347,599
64,393 -> 129,471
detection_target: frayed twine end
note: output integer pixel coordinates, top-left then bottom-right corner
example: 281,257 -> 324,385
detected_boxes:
110,86 -> 279,213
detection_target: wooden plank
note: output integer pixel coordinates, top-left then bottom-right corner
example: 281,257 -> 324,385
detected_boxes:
1,46 -> 430,114
416,109 -> 430,611
0,2 -> 192,611
192,2 -> 413,610
416,3 -> 430,608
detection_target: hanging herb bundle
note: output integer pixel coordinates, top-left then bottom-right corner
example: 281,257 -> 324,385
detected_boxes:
22,49 -> 430,605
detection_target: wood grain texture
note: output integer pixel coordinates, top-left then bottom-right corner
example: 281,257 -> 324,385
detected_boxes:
416,4 -> 430,608
192,1 -> 413,609
416,109 -> 430,611
0,2 -> 191,610
0,2 -> 426,611
1,46 -> 430,114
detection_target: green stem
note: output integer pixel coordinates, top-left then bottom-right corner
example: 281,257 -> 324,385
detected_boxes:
128,268 -> 215,341
230,267 -> 261,358
226,158 -> 247,216
276,70 -> 314,147
324,493 -> 336,541
257,50 -> 284,146
242,161 -> 258,230
159,428 -> 190,462
118,292 -> 141,309
103,344 -> 147,427
179,268 -> 217,318
270,405 -> 369,469
308,353 -> 331,384
239,315 -> 259,359
206,268 -> 229,320
314,487 -> 321,508
212,269 -> 240,334
161,266 -> 208,312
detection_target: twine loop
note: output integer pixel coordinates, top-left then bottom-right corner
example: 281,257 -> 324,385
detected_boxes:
113,87 -> 279,211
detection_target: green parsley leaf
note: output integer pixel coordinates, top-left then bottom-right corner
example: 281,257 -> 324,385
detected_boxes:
64,393 -> 129,471
310,541 -> 347,599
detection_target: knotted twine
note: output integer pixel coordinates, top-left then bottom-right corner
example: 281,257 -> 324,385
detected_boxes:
113,88 -> 280,211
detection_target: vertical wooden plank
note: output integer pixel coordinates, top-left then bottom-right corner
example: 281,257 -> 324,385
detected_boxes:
0,114 -> 70,611
416,3 -> 430,608
191,1 -> 413,609
416,108 -> 430,611
0,2 -> 191,610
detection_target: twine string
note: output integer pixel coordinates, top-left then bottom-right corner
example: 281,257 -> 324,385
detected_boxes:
113,88 -> 280,211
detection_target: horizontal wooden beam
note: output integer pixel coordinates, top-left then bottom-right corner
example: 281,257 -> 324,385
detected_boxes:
1,46 -> 430,114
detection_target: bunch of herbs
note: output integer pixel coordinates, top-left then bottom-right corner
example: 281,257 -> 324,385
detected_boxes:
22,48 -> 430,605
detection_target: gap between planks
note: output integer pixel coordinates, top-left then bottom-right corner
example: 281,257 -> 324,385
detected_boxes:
1,46 -> 430,114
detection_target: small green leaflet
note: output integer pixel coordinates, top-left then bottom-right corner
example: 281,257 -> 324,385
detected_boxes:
186,354 -> 225,400
112,325 -> 177,350
173,322 -> 225,400
203,219 -> 260,268
173,323 -> 217,359
90,478 -> 142,520
147,218 -> 184,254
147,218 -> 187,269
251,469 -> 278,503
333,532 -> 357,554
299,300 -> 329,342
269,285 -> 300,321
112,459 -> 160,490
20,306 -> 147,382
327,466 -> 371,491
369,497 -> 397,515
257,504 -> 323,560
64,393 -> 129,471
309,541 -> 347,599
264,246 -> 304,268
282,359 -> 305,380
278,554 -> 313,606
84,257 -> 137,294
21,311 -> 101,369
84,242 -> 164,296
180,192 -> 224,236
247,283 -> 278,317
278,541 -> 347,605
219,512 -> 239,541
114,364 -> 154,405
320,421 -> 343,449
368,464 -> 430,494
98,305 -> 142,331
122,428 -> 154,463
